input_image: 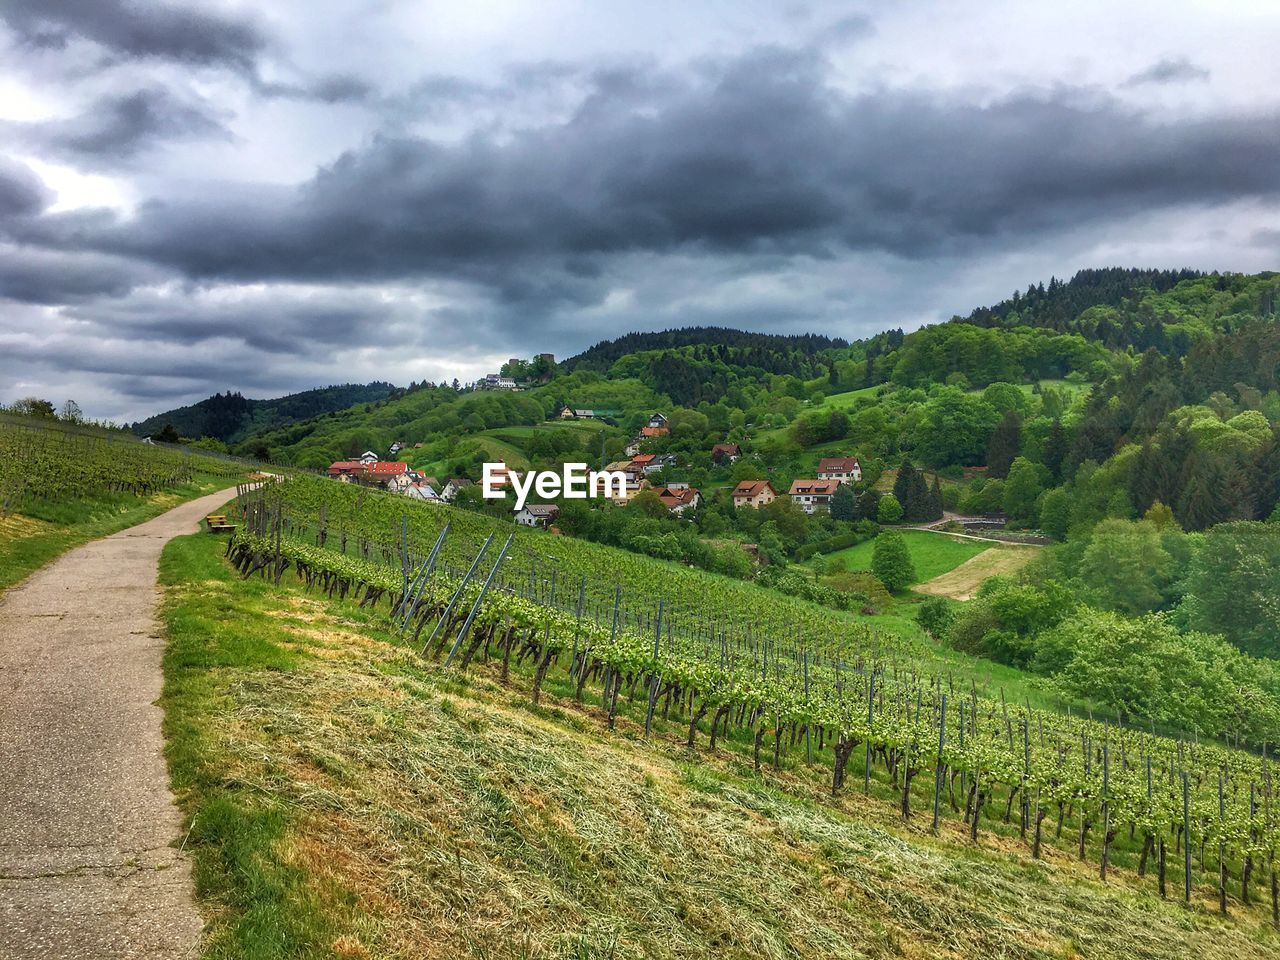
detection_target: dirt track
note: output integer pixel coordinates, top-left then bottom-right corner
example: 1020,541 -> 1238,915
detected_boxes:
0,489 -> 235,959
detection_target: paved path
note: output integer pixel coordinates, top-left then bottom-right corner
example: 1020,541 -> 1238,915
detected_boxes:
0,489 -> 236,959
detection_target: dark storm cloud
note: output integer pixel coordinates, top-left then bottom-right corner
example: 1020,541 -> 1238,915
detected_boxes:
28,46 -> 1279,305
0,158 -> 50,219
0,0 -> 267,70
1124,57 -> 1210,86
57,287 -> 421,354
15,88 -> 232,165
0,246 -> 163,302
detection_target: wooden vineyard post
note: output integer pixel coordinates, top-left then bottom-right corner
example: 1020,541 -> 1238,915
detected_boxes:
932,695 -> 947,835
644,599 -> 664,736
803,650 -> 812,764
1183,771 -> 1193,904
1100,742 -> 1112,881
569,577 -> 586,684
1218,771 -> 1228,915
1022,717 -> 1030,840
604,587 -> 622,725
864,672 -> 875,794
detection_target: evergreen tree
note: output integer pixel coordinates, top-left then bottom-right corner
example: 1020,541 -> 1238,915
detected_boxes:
1176,453 -> 1229,530
1042,418 -> 1068,482
986,409 -> 1021,479
893,459 -> 916,509
831,482 -> 858,521
893,458 -> 932,521
927,475 -> 944,521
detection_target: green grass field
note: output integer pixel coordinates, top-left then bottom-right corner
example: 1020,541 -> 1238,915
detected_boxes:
810,530 -> 990,584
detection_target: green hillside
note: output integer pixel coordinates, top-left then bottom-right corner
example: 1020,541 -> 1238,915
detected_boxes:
160,530 -> 1280,959
130,383 -> 398,445
811,530 -> 991,583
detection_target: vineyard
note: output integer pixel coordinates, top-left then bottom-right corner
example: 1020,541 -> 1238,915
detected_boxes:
0,416 -> 266,590
0,416 -> 254,515
225,474 -> 1280,923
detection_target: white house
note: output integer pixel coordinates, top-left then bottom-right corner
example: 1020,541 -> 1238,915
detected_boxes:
817,457 -> 862,484
384,473 -> 414,493
654,484 -> 701,516
404,482 -> 440,502
788,478 -> 841,514
441,478 -> 474,502
515,504 -> 560,528
358,450 -> 379,464
647,412 -> 669,429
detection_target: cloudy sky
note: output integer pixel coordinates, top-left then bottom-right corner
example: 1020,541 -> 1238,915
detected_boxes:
1,1 -> 1278,422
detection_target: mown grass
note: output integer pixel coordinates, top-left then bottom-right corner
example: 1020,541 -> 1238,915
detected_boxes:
813,530 -> 990,584
160,534 -> 1280,959
0,473 -> 233,592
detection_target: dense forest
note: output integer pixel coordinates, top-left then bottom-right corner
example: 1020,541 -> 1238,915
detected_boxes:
129,382 -> 398,445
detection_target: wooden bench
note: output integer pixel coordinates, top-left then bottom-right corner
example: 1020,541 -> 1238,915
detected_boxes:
205,514 -> 237,533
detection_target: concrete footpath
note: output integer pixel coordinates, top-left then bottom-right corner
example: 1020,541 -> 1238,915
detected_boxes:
0,489 -> 236,959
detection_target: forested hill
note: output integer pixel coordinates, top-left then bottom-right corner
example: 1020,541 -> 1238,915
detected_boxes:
951,268 -> 1280,355
958,268 -> 1202,331
564,327 -> 847,373
130,382 -> 398,444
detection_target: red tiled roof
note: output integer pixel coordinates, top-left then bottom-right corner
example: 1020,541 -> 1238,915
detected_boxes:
817,456 -> 860,473
365,461 -> 409,476
630,453 -> 656,464
640,426 -> 669,438
712,443 -> 741,457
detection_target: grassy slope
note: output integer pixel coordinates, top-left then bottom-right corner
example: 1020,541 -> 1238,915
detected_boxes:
160,533 -> 1280,960
915,545 -> 1042,601
0,474 -> 234,592
814,530 -> 991,584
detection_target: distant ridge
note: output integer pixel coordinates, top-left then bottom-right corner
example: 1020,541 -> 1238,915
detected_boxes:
130,382 -> 399,444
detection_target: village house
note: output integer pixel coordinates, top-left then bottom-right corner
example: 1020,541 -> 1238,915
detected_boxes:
629,452 -> 678,478
389,441 -> 405,455
639,425 -> 668,439
364,461 -> 410,489
711,442 -> 742,464
788,478 -> 841,514
404,481 -> 440,502
653,483 -> 702,516
817,456 -> 862,483
358,451 -> 379,464
604,460 -> 647,504
731,479 -> 777,509
647,413 -> 669,429
441,478 -> 474,502
515,504 -> 561,528
478,373 -> 517,390
327,460 -> 366,480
